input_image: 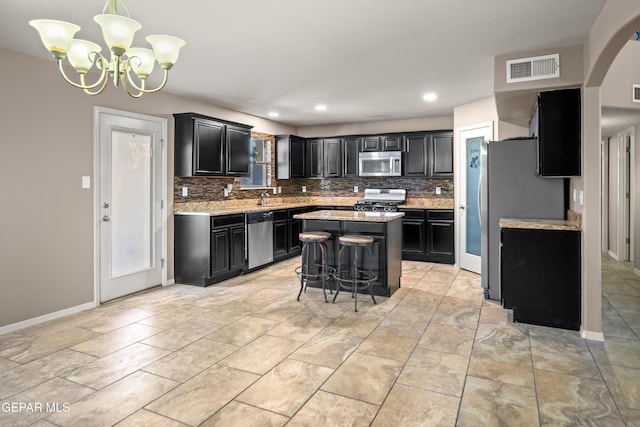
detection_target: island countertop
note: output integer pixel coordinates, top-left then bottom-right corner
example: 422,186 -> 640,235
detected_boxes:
293,210 -> 405,222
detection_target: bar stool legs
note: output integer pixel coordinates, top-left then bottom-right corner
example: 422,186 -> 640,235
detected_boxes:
333,234 -> 377,312
295,231 -> 335,303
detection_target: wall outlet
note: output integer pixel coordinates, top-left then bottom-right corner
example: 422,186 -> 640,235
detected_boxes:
435,186 -> 441,195
579,190 -> 583,206
273,187 -> 277,194
302,185 -> 307,193
278,186 -> 282,194
354,186 -> 358,193
181,187 -> 188,197
224,188 -> 229,197
81,176 -> 90,189
573,189 -> 577,202
226,183 -> 233,192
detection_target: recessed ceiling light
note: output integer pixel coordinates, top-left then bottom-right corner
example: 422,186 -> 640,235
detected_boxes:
268,112 -> 279,117
422,93 -> 438,102
315,104 -> 327,111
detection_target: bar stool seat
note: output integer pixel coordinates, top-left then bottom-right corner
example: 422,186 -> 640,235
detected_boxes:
333,234 -> 377,312
295,231 -> 335,302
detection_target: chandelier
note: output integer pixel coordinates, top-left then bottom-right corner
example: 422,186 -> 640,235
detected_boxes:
29,0 -> 185,98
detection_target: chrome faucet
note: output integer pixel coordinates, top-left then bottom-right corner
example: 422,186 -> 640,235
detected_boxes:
259,191 -> 270,206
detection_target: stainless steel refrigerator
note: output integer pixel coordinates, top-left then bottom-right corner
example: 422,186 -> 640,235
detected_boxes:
480,138 -> 566,300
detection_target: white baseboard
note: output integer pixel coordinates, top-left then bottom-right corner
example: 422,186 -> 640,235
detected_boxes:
581,329 -> 605,342
607,250 -> 620,261
165,278 -> 175,286
0,301 -> 97,336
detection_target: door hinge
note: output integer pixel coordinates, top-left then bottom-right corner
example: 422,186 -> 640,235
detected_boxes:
626,146 -> 630,153
161,199 -> 164,209
626,192 -> 630,199
626,237 -> 631,244
161,258 -> 165,268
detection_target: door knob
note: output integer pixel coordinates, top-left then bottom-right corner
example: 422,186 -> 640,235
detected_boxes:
459,205 -> 466,210
102,215 -> 111,222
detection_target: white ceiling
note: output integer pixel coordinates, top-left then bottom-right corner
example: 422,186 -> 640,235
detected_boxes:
1,0 -> 608,127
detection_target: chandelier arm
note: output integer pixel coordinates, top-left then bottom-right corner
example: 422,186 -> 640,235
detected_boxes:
123,68 -> 169,94
121,73 -> 144,98
81,73 -> 110,95
57,57 -> 108,90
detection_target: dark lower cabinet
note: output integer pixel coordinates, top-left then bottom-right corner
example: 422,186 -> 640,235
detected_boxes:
174,213 -> 246,287
288,209 -> 303,256
400,209 -> 454,264
501,228 -> 581,330
273,218 -> 289,261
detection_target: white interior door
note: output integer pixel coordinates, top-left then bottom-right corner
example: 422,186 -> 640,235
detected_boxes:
96,107 -> 166,302
456,122 -> 493,273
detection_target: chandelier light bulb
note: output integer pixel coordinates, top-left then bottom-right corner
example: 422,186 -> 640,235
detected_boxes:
29,19 -> 81,60
93,14 -> 141,56
67,39 -> 102,73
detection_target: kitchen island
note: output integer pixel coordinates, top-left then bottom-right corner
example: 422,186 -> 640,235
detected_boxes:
293,210 -> 404,297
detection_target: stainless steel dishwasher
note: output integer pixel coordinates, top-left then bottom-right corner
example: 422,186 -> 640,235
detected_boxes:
247,211 -> 274,269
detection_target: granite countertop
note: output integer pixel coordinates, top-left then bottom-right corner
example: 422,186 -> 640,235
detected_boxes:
499,211 -> 582,231
293,210 -> 405,222
174,197 -> 453,217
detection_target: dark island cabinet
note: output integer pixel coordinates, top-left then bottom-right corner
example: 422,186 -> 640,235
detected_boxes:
174,113 -> 252,177
501,228 -> 581,330
174,213 -> 246,287
400,209 -> 454,264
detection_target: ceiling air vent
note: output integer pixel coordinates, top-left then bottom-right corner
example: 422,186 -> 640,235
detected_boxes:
506,53 -> 560,83
633,84 -> 640,103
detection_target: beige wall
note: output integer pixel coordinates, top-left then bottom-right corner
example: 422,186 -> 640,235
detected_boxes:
0,48 -> 296,328
453,97 -> 498,137
636,124 -> 640,269
601,40 -> 640,109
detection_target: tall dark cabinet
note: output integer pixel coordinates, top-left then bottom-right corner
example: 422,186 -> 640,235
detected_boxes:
276,135 -> 306,179
174,113 -> 252,177
530,88 -> 581,177
342,137 -> 361,177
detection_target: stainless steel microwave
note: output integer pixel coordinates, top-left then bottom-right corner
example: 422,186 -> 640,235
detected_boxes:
359,151 -> 402,177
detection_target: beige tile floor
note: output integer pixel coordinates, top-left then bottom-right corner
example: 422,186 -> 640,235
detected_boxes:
0,255 -> 638,426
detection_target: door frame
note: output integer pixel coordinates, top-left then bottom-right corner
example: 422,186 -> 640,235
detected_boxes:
93,106 -> 168,305
454,121 -> 494,273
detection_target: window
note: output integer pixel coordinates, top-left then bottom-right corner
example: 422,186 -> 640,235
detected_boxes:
240,138 -> 272,189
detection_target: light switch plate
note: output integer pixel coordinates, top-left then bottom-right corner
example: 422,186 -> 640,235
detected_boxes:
278,186 -> 282,194
579,191 -> 583,206
354,186 -> 358,193
302,186 -> 307,193
435,186 -> 441,195
81,176 -> 90,189
182,187 -> 188,197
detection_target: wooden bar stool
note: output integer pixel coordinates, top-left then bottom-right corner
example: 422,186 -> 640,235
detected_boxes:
333,234 -> 377,312
295,231 -> 335,302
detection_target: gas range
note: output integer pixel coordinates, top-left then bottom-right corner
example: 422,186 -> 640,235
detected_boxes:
354,189 -> 406,212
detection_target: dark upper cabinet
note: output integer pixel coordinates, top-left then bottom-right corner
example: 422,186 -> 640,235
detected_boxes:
193,119 -> 224,175
174,113 -> 252,177
380,134 -> 403,151
404,133 -> 429,176
276,135 -> 305,179
306,139 -> 323,177
323,138 -> 342,177
429,133 -> 453,177
531,88 -> 581,177
361,136 -> 381,152
342,137 -> 361,177
226,125 -> 251,176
